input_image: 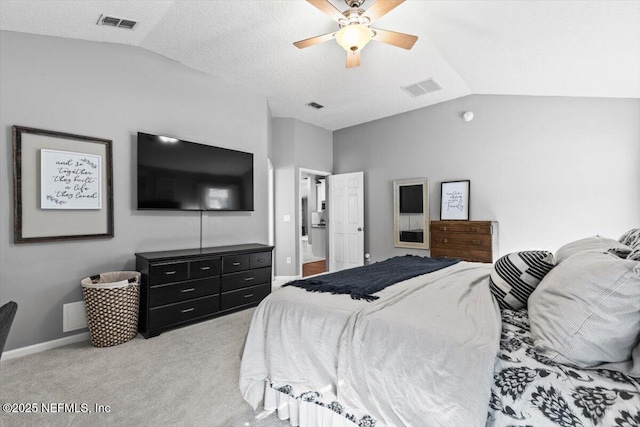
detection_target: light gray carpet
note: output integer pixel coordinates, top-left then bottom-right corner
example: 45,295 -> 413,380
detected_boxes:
0,307 -> 290,427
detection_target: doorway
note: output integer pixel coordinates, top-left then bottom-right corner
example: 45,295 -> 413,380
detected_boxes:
299,168 -> 330,277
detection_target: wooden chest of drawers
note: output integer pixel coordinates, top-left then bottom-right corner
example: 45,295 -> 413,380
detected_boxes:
430,221 -> 498,263
136,243 -> 273,338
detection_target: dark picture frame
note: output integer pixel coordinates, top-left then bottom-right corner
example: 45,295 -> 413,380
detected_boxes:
440,180 -> 470,221
13,126 -> 114,243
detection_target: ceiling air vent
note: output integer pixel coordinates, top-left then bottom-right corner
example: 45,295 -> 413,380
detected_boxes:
97,14 -> 138,30
401,78 -> 442,98
306,102 -> 324,110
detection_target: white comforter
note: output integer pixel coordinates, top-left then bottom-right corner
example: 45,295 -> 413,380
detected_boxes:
240,262 -> 502,427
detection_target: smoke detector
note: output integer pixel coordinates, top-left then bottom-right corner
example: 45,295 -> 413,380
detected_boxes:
97,14 -> 138,30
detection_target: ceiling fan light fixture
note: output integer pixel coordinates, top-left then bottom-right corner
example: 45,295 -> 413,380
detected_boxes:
335,24 -> 372,52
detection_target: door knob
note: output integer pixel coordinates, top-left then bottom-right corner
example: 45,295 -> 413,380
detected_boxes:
358,227 -> 362,231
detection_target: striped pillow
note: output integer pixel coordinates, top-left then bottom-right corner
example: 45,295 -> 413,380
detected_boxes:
619,228 -> 640,248
489,251 -> 555,310
619,229 -> 640,261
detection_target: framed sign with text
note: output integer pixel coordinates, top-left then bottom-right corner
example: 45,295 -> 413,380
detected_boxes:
440,180 -> 470,220
13,126 -> 114,243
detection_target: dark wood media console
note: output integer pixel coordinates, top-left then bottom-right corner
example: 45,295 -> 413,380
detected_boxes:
136,243 -> 274,338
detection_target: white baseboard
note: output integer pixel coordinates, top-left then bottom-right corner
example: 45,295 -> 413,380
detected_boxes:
1,332 -> 90,362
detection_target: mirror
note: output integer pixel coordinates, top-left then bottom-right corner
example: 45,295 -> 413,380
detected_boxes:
394,178 -> 429,249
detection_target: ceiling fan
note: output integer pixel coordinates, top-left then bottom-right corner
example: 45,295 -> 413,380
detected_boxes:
294,0 -> 418,68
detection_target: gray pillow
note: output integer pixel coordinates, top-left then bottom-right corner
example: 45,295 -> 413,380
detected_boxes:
555,236 -> 632,264
528,251 -> 640,370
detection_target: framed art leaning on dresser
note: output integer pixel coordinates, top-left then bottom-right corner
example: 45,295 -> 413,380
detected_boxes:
440,180 -> 470,220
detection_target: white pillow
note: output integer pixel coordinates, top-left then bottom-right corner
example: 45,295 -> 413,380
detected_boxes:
528,251 -> 640,371
554,236 -> 632,263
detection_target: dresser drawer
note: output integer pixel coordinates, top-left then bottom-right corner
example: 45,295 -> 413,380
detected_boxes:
430,222 -> 493,235
221,267 -> 271,292
149,277 -> 220,308
430,232 -> 492,250
222,254 -> 249,273
190,258 -> 221,279
148,295 -> 219,330
150,261 -> 188,285
250,252 -> 272,269
221,283 -> 271,311
430,248 -> 493,263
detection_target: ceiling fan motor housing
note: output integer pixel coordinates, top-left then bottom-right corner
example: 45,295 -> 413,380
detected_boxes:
339,8 -> 369,27
345,0 -> 366,8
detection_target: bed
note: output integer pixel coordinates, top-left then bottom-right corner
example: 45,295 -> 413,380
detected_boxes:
239,233 -> 640,427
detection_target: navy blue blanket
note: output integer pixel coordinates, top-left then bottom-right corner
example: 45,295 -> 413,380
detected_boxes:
283,255 -> 460,301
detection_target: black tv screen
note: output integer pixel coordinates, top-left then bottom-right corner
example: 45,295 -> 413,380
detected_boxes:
137,132 -> 254,211
399,184 -> 423,213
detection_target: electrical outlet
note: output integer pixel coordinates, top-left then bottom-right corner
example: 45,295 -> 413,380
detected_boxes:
286,257 -> 292,264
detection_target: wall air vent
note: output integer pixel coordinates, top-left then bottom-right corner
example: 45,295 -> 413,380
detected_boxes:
97,14 -> 138,30
401,78 -> 442,98
306,102 -> 324,110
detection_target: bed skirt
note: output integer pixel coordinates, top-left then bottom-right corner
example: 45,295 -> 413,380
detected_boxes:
262,382 -> 358,427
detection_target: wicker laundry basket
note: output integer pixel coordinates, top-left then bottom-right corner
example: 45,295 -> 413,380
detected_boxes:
81,271 -> 141,348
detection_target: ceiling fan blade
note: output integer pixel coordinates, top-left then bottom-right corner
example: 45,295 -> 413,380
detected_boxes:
364,0 -> 405,24
294,32 -> 336,49
346,50 -> 361,68
307,0 -> 345,22
372,28 -> 418,50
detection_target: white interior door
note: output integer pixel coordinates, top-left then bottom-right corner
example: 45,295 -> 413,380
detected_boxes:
328,171 -> 364,272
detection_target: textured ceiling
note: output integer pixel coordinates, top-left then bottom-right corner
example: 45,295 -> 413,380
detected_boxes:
1,0 -> 639,131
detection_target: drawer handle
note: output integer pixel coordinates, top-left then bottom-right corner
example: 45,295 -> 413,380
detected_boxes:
243,294 -> 254,298
244,277 -> 254,281
181,288 -> 195,293
257,258 -> 265,262
471,227 -> 480,232
200,266 -> 211,271
233,262 -> 241,266
472,239 -> 481,245
164,271 -> 176,275
442,226 -> 447,231
442,238 -> 448,243
180,308 -> 195,313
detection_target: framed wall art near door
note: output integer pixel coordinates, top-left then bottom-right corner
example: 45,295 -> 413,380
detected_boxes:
440,180 -> 470,221
13,126 -> 114,243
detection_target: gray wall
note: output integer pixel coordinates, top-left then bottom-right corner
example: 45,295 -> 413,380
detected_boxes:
334,95 -> 640,262
0,32 -> 270,350
272,118 -> 333,276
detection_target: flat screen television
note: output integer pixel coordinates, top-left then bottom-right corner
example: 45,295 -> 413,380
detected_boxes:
399,184 -> 423,214
137,132 -> 254,211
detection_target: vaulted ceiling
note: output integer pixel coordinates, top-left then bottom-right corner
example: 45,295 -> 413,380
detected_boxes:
1,0 -> 638,130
